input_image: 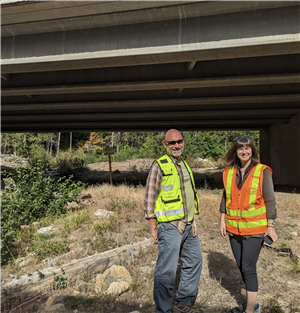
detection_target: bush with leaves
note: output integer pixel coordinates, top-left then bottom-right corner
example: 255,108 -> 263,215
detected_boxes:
28,143 -> 51,169
1,165 -> 85,264
54,150 -> 85,176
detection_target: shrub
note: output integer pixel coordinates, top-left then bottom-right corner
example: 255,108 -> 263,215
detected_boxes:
1,165 -> 84,264
28,144 -> 51,169
54,151 -> 85,175
82,152 -> 102,164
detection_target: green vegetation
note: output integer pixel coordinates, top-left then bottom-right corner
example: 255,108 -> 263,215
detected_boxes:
28,239 -> 69,259
268,295 -> 284,313
52,268 -> 68,290
1,130 -> 259,166
1,165 -> 84,264
54,150 -> 85,175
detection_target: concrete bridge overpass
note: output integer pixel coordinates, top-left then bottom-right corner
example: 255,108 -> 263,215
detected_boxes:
1,0 -> 300,188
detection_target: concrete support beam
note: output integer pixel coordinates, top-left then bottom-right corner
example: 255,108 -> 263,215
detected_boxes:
188,61 -> 197,71
2,95 -> 299,113
2,73 -> 299,97
2,109 -> 299,123
2,118 -> 290,128
2,5 -> 299,74
1,74 -> 12,81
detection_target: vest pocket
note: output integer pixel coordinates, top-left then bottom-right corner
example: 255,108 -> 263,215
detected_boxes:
162,197 -> 180,204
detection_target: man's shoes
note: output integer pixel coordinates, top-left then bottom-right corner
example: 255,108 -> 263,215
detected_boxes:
231,302 -> 260,313
173,303 -> 204,313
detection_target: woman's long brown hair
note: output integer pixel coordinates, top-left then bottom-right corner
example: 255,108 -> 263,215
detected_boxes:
225,136 -> 259,167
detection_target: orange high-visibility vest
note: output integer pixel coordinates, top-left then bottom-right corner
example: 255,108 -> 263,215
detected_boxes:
223,164 -> 272,236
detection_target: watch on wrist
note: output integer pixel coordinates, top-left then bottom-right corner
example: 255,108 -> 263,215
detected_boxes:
268,221 -> 275,225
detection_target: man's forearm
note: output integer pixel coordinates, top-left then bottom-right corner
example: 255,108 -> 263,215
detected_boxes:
148,218 -> 158,244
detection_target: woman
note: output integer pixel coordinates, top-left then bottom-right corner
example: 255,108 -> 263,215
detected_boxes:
219,136 -> 278,313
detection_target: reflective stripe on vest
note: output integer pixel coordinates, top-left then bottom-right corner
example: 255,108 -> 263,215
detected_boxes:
154,154 -> 199,223
223,164 -> 271,236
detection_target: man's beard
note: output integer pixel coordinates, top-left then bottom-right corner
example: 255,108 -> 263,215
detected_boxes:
166,145 -> 184,157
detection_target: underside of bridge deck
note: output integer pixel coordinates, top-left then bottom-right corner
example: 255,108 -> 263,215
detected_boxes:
1,1 -> 300,187
1,0 -> 299,133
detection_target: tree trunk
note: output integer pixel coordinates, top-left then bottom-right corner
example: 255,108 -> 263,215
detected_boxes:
117,132 -> 121,152
56,132 -> 61,156
4,134 -> 9,154
50,140 -> 53,157
70,132 -> 72,151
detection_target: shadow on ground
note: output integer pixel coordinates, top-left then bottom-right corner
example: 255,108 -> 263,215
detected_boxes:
73,167 -> 224,189
207,252 -> 245,305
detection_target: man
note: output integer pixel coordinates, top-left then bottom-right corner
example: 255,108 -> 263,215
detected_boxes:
144,129 -> 203,313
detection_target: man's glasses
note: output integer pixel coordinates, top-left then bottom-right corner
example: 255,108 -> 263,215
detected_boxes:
164,139 -> 184,145
234,135 -> 251,141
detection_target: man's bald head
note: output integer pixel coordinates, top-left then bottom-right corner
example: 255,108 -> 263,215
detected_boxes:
164,129 -> 183,142
163,129 -> 184,159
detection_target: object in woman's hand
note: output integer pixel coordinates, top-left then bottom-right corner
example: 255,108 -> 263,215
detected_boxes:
264,235 -> 273,245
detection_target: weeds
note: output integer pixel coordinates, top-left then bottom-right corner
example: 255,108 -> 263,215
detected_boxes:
105,198 -> 137,214
71,210 -> 92,228
287,301 -> 300,313
285,224 -> 297,228
28,239 -> 69,259
213,188 -> 221,195
131,282 -> 139,292
285,236 -> 294,240
287,262 -> 300,274
201,179 -> 210,191
268,294 -> 284,313
52,268 -> 67,290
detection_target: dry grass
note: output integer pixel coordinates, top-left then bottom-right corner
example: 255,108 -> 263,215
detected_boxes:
2,183 -> 300,313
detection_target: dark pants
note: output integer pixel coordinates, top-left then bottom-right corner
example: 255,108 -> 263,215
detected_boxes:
229,234 -> 264,292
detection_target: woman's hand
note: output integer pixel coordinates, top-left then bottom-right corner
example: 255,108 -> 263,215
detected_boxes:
220,213 -> 227,238
265,226 -> 278,243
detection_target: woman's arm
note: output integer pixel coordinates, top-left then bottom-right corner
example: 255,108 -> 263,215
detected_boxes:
220,212 -> 227,238
263,169 -> 278,243
219,189 -> 227,238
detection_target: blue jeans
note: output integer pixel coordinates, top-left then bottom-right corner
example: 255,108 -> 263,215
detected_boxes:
154,223 -> 202,313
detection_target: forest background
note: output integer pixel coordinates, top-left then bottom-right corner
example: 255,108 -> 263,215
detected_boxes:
1,130 -> 259,264
1,130 -> 259,170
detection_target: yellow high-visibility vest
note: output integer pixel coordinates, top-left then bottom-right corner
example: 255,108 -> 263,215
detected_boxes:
154,154 -> 199,223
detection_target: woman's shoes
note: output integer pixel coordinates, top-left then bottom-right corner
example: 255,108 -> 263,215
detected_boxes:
231,302 -> 260,313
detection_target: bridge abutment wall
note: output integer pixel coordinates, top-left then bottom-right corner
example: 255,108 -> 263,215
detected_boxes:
261,114 -> 300,189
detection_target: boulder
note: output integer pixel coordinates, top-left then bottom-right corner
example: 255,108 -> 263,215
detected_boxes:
95,265 -> 132,296
74,279 -> 94,293
37,226 -> 55,234
94,209 -> 114,219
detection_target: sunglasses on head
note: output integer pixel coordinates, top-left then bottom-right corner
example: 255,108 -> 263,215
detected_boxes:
164,139 -> 184,145
234,135 -> 251,141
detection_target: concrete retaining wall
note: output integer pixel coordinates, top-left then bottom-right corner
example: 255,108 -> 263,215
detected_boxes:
261,114 -> 300,188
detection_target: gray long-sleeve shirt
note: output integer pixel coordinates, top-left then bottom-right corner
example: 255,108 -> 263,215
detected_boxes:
219,166 -> 277,220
